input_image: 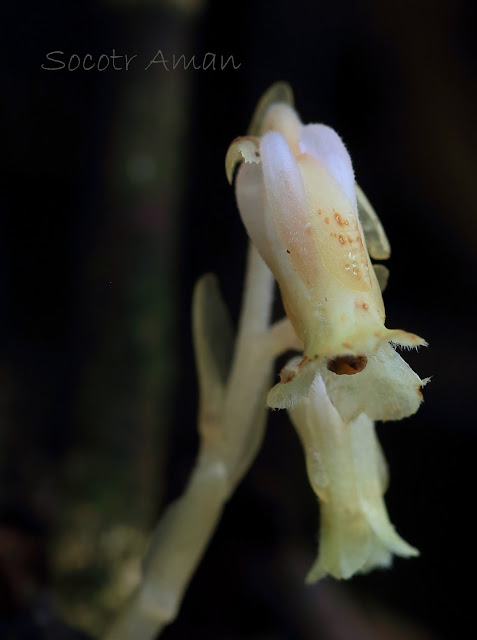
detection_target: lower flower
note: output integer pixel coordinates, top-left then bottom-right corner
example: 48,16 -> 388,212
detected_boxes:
288,374 -> 418,581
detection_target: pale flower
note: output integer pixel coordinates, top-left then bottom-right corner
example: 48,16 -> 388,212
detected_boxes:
226,85 -> 427,423
225,83 -> 427,582
288,373 -> 418,581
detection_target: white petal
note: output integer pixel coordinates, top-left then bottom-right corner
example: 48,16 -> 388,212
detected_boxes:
260,130 -> 308,232
299,124 -> 356,207
235,161 -> 275,271
260,131 -> 320,293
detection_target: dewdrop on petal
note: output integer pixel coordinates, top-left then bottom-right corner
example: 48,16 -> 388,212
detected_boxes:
226,83 -> 427,422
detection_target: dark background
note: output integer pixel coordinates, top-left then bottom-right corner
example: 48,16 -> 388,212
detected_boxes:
1,0 -> 476,638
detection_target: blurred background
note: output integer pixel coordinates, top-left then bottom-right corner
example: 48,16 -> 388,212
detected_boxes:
1,0 -> 476,638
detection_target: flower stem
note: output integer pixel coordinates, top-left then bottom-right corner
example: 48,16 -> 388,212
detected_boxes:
103,245 -> 279,640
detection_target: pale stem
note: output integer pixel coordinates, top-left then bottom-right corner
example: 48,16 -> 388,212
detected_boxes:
103,245 -> 283,640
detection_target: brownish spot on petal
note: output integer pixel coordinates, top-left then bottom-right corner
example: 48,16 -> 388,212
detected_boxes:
299,354 -> 318,368
317,209 -> 322,215
339,234 -> 345,244
327,355 -> 368,375
334,211 -> 349,226
279,369 -> 296,384
324,217 -> 330,224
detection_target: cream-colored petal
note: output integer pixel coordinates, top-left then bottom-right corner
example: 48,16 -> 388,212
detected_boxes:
247,81 -> 294,136
319,342 -> 427,422
267,356 -> 320,410
299,124 -> 356,207
288,377 -> 418,582
295,153 -> 377,296
261,104 -> 302,152
349,414 -> 418,558
267,325 -> 426,412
